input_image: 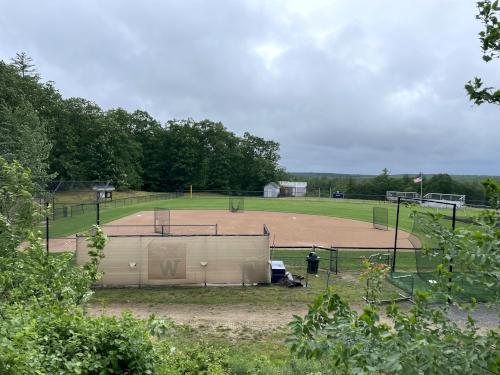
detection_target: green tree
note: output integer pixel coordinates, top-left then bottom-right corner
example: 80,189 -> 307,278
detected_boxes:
0,157 -> 41,253
237,132 -> 284,191
128,110 -> 164,190
465,0 -> 500,105
0,103 -> 52,183
481,177 -> 500,207
425,173 -> 455,194
10,52 -> 37,78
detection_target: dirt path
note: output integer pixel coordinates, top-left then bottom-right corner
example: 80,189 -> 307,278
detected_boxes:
87,303 -> 307,331
86,302 -> 499,332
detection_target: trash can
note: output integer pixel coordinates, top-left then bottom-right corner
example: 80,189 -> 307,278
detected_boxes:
306,251 -> 320,274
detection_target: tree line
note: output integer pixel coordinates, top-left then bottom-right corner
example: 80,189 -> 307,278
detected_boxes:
1,53 -> 497,202
292,169 -> 496,204
0,53 -> 286,192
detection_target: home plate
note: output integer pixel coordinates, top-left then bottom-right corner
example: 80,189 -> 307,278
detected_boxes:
292,217 -> 296,220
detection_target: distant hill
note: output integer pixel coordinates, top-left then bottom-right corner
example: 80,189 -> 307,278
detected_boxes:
291,172 -> 373,180
291,172 -> 500,183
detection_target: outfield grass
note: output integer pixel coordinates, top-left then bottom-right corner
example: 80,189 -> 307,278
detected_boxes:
46,195 -> 482,239
272,248 -> 416,272
46,196 -> 420,237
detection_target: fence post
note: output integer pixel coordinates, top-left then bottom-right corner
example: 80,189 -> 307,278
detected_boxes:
96,192 -> 100,225
45,201 -> 50,256
448,203 -> 457,303
335,248 -> 338,274
392,197 -> 401,272
329,249 -> 333,274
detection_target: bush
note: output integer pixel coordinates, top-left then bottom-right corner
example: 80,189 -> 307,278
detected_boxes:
155,340 -> 229,375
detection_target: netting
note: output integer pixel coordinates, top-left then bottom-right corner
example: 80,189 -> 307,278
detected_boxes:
372,207 -> 388,230
388,273 -> 415,297
76,235 -> 270,286
415,248 -> 444,284
403,210 -> 497,302
154,208 -> 170,234
408,212 -> 453,249
409,212 -> 449,284
229,196 -> 244,212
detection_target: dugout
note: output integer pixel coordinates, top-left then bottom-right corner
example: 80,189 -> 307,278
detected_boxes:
76,226 -> 271,286
278,181 -> 307,197
93,184 -> 115,201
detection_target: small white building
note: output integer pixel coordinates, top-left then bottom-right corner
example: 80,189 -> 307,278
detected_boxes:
278,181 -> 308,197
93,183 -> 115,200
263,182 -> 280,198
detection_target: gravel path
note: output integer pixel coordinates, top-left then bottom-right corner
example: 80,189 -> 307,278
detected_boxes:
86,302 -> 499,333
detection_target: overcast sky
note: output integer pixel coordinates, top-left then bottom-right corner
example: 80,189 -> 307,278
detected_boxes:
0,0 -> 499,175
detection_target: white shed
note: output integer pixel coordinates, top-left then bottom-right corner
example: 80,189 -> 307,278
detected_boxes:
263,182 -> 280,198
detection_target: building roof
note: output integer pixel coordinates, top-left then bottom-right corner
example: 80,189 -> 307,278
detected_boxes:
278,181 -> 307,188
264,182 -> 280,189
92,184 -> 115,192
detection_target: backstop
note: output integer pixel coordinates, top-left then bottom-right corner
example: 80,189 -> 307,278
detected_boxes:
372,207 -> 389,230
229,196 -> 245,212
154,208 -> 170,234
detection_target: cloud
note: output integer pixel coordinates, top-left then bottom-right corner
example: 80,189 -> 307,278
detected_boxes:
0,0 -> 498,174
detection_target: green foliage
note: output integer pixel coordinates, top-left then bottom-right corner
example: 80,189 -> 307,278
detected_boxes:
466,1 -> 500,105
1,54 -> 285,191
0,158 -> 234,374
289,212 -> 500,374
424,210 -> 500,303
292,170 -> 490,204
10,52 -> 37,78
0,102 -> 52,182
0,156 -> 41,252
482,177 -> 500,208
360,258 -> 390,304
155,340 -> 229,375
289,289 -> 499,374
